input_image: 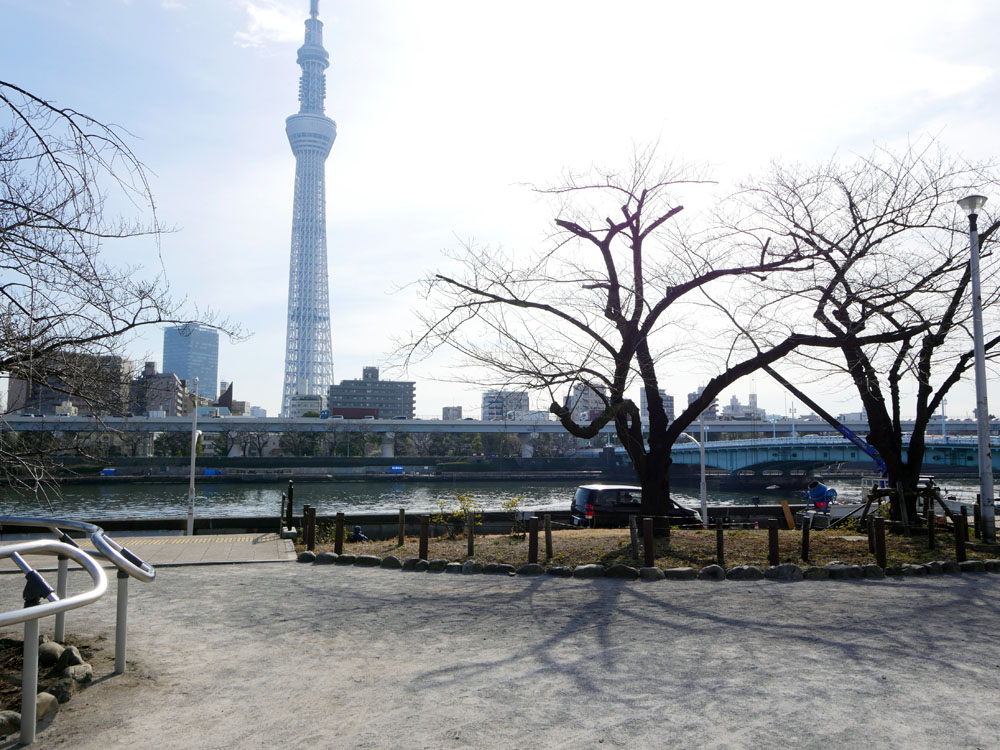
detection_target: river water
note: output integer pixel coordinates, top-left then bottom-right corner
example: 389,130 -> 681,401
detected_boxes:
0,475 -> 986,521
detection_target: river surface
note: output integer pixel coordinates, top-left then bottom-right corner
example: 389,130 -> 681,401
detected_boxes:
0,476 -> 986,521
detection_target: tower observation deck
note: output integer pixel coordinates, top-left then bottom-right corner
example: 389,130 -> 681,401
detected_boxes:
281,0 -> 336,416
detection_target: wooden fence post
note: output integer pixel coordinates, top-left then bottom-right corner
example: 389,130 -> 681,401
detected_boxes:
961,506 -> 971,543
874,517 -> 887,569
867,516 -> 875,554
398,508 -> 406,547
544,515 -> 553,562
334,512 -> 345,555
279,493 -> 286,534
801,517 -> 810,563
419,515 -> 429,561
629,515 -> 639,559
643,517 -> 655,568
467,510 -> 475,557
768,519 -> 779,567
955,514 -> 968,563
974,502 -> 982,540
286,481 -> 295,531
716,517 -> 725,567
528,516 -> 539,564
926,506 -> 936,551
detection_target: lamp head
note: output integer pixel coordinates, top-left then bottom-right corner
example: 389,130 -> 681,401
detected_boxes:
958,194 -> 988,216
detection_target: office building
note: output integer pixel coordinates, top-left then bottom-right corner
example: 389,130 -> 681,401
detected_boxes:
163,324 -> 219,400
327,367 -> 415,419
640,388 -> 674,425
442,406 -> 463,420
481,389 -> 531,421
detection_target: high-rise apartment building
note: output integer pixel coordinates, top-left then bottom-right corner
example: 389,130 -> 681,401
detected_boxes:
327,367 -> 415,419
564,383 -> 607,424
163,324 -> 219,400
442,406 -> 463,420
281,0 -> 336,416
481,390 -> 531,421
640,388 -> 674,426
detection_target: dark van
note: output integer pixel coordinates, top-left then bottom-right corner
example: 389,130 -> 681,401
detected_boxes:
570,484 -> 700,528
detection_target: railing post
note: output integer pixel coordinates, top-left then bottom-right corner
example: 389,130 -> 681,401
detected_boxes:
528,516 -> 539,564
334,512 -> 345,555
544,514 -> 553,562
874,517 -> 887,569
643,517 -> 655,568
54,555 -> 68,643
419,515 -> 429,561
398,508 -> 406,547
21,617 -> 39,745
115,570 -> 128,674
716,516 -> 725,567
768,518 -> 780,567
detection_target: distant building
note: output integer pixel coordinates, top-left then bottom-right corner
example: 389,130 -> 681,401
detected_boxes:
640,388 -> 674,425
564,383 -> 607,424
163,324 -> 219,401
288,392 -> 325,418
327,367 -> 415,419
720,393 -> 766,421
687,385 -> 719,420
8,353 -> 133,416
132,361 -> 188,417
481,390 -> 530,421
442,406 -> 463,420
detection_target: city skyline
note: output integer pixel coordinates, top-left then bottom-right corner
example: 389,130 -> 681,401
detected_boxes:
3,1 -> 1000,419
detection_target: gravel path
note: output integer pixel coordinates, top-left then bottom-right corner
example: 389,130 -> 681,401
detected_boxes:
1,564 -> 998,749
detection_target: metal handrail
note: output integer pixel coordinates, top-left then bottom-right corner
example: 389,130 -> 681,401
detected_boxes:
0,540 -> 108,745
0,540 -> 107,627
0,516 -> 155,582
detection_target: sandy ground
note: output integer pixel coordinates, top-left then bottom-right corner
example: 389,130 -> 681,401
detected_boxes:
0,564 -> 998,750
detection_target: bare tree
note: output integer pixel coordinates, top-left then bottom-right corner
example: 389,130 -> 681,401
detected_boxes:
404,152 -> 904,520
732,142 -> 1000,519
0,80 -> 239,492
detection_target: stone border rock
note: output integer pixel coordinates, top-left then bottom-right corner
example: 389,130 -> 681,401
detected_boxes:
296,552 -> 1000,585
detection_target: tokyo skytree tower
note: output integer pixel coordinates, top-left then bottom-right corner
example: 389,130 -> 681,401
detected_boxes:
281,0 -> 336,416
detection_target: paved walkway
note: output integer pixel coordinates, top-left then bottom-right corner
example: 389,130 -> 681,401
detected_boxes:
0,565 -> 998,749
0,533 -> 295,572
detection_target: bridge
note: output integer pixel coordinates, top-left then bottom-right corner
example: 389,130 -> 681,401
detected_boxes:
670,435 -> 1000,472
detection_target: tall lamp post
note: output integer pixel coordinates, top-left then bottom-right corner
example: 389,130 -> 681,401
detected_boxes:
187,377 -> 199,536
958,194 -> 996,544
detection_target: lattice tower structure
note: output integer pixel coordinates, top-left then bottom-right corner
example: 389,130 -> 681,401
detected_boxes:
281,0 -> 337,416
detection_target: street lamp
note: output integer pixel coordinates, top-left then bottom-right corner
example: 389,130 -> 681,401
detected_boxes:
187,377 -> 199,536
681,424 -> 708,528
958,194 -> 995,544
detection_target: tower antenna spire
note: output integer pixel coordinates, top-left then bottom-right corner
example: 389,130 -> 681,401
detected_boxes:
310,0 -> 318,19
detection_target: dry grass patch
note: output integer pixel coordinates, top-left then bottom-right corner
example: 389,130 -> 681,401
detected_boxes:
306,527 -> 991,569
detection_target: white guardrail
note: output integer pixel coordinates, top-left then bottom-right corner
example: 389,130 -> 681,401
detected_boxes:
0,517 -> 157,745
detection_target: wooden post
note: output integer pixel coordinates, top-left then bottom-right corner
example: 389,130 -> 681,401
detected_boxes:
801,516 -> 810,562
467,510 -> 475,557
927,505 -> 936,551
780,500 -> 795,530
528,516 -> 539,564
334,512 -> 345,555
974,501 -> 982,540
768,518 -> 779,567
716,517 -> 725,567
961,506 -> 971,542
874,517 -> 887,569
419,515 -> 429,561
307,506 -> 316,551
279,492 -> 286,534
286,481 -> 295,531
955,514 -> 967,563
643,517 -> 655,568
544,514 -> 553,562
867,516 -> 875,554
302,504 -> 310,546
397,508 -> 406,547
629,515 -> 639,560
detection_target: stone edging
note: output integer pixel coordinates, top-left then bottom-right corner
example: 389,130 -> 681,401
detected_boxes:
296,551 -> 1000,582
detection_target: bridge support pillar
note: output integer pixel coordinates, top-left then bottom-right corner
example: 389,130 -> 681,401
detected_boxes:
381,432 -> 395,458
519,432 -> 538,459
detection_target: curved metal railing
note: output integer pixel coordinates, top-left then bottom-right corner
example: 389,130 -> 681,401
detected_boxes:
0,540 -> 108,745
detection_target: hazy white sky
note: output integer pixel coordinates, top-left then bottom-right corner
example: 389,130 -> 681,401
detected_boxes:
3,0 -> 999,419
